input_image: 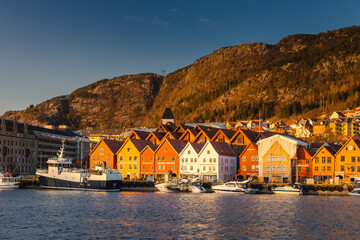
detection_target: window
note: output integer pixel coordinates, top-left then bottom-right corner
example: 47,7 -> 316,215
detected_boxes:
203,166 -> 206,171
100,148 -> 104,154
315,157 -> 319,163
127,148 -> 130,152
321,157 -> 326,164
275,147 -> 279,152
188,150 -> 190,154
213,166 -> 215,171
272,155 -> 276,162
151,156 -> 154,161
107,156 -> 110,161
129,164 -> 132,169
207,150 -> 210,154
357,166 -> 360,172
134,156 -> 137,161
157,156 -> 160,161
142,165 -> 145,169
267,156 -> 271,162
321,166 -> 325,172
352,157 -> 356,163
306,167 -> 309,172
172,156 -> 175,161
327,157 -> 331,164
97,156 -> 100,160
315,166 -> 318,172
306,159 -> 309,164
341,165 -> 344,171
277,155 -> 281,162
272,165 -> 276,172
209,158 -> 212,163
341,156 -> 345,162
256,156 -> 259,162
327,166 -> 331,172
158,165 -> 161,170
351,166 -> 355,172
266,166 -> 271,172
164,148 -> 168,152
203,158 -> 206,163
209,166 -> 212,171
92,156 -> 95,160
243,156 -> 246,162
282,155 -> 286,162
142,157 -> 144,161
251,165 -> 255,171
172,165 -> 175,170
358,157 -> 360,163
251,156 -> 254,162
181,158 -> 184,162
190,166 -> 193,171
119,165 -> 123,170
185,158 -> 188,162
162,156 -> 165,161
151,165 -> 154,169
134,165 -> 137,170
242,165 -> 246,171
129,156 -> 132,161
282,165 -> 286,172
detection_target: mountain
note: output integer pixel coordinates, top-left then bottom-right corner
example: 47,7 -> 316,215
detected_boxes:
2,26 -> 360,129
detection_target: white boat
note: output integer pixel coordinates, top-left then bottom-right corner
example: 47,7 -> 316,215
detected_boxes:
36,140 -> 122,191
349,177 -> 360,196
212,180 -> 251,193
272,184 -> 301,194
0,175 -> 20,189
155,178 -> 206,193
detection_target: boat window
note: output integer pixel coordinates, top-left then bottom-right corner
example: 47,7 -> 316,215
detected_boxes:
236,183 -> 244,188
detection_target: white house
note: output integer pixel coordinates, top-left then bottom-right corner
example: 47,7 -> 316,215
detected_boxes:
198,141 -> 237,182
179,142 -> 204,178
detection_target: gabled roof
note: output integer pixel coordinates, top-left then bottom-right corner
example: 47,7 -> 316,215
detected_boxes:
207,141 -> 236,157
145,132 -> 166,142
239,143 -> 258,158
129,130 -> 151,140
131,139 -> 156,152
179,128 -> 200,140
164,131 -> 182,140
140,143 -> 158,154
335,137 -> 360,156
156,138 -> 188,154
89,139 -> 124,155
190,142 -> 204,154
193,129 -> 218,142
230,128 -> 258,143
211,129 -> 237,141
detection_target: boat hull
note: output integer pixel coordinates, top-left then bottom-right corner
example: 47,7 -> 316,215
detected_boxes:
38,176 -> 121,192
0,183 -> 20,190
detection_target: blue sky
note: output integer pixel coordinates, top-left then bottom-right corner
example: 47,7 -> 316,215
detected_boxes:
0,0 -> 360,115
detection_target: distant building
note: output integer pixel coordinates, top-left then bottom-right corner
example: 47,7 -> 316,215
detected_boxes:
161,108 -> 175,125
0,119 -> 37,175
89,139 -> 124,170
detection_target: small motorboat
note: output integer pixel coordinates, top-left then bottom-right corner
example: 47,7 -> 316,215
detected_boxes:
0,175 -> 20,189
212,180 -> 251,193
272,184 -> 301,194
155,178 -> 206,193
349,177 -> 360,196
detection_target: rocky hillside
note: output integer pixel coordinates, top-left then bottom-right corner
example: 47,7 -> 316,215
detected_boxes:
2,26 -> 360,129
2,74 -> 163,129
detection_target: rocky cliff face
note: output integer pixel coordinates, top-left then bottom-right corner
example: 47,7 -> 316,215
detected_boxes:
2,26 -> 360,129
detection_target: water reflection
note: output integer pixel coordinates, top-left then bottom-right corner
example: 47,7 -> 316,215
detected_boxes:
1,190 -> 360,239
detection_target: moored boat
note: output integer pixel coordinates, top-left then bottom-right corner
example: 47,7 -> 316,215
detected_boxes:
272,184 -> 301,194
0,175 -> 20,189
349,177 -> 360,196
36,140 -> 122,191
212,180 -> 251,193
155,178 -> 206,193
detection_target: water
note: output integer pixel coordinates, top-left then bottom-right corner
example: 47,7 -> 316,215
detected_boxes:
1,190 -> 360,239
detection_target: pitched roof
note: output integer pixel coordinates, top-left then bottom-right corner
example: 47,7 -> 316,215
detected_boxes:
103,139 -> 124,154
131,139 -> 156,152
220,129 -> 237,140
146,132 -> 166,141
190,142 -> 205,154
132,130 -> 151,140
239,129 -> 259,142
209,141 -> 236,157
162,108 -> 174,119
167,139 -> 188,154
165,131 -> 182,140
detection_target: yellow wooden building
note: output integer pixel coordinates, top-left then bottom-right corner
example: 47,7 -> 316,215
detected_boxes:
334,138 -> 360,183
258,134 -> 307,183
116,138 -> 153,180
312,144 -> 341,183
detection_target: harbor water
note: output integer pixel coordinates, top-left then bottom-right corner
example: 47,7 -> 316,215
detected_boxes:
1,190 -> 360,239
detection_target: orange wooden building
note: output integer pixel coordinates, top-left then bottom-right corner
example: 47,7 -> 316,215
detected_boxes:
292,145 -> 316,183
140,144 -> 157,180
238,143 -> 259,179
154,139 -> 187,181
89,139 -> 124,170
